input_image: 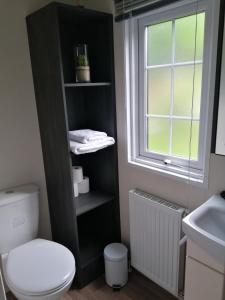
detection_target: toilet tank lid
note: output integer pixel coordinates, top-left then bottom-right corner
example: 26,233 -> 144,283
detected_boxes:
0,184 -> 39,207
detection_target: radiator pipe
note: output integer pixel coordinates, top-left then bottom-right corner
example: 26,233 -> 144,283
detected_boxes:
179,235 -> 187,247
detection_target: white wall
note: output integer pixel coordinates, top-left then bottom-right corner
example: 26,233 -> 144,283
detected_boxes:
80,0 -> 114,12
0,0 -> 112,240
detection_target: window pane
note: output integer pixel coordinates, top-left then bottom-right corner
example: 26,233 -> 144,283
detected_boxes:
147,68 -> 171,115
175,13 -> 205,62
172,120 -> 199,160
147,21 -> 172,66
147,118 -> 170,154
173,64 -> 202,118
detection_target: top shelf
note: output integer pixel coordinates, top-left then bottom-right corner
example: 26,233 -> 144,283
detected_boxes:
64,82 -> 111,87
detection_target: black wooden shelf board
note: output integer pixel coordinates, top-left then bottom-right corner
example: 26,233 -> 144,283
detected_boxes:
64,82 -> 111,87
75,191 -> 113,216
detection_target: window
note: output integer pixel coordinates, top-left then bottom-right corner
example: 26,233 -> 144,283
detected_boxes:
126,0 -> 220,183
145,13 -> 204,160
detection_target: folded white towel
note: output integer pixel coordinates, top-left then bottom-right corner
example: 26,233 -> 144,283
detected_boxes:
69,129 -> 107,144
70,137 -> 115,155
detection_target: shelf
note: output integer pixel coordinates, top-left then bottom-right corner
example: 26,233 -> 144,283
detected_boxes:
75,191 -> 113,216
64,82 -> 111,87
28,2 -> 120,288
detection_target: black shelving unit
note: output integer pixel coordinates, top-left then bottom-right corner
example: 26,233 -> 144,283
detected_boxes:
27,2 -> 120,288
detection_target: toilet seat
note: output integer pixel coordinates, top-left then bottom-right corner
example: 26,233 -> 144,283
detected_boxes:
8,270 -> 75,298
6,239 -> 75,296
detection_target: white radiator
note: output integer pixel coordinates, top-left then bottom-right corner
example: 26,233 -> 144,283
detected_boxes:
129,189 -> 187,297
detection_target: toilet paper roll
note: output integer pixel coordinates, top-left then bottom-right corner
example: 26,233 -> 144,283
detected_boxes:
73,182 -> 79,197
78,176 -> 90,194
72,166 -> 83,183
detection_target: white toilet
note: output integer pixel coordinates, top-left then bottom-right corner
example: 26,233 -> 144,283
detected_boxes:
0,184 -> 75,300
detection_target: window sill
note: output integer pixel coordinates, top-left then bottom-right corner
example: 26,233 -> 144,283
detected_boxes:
128,156 -> 208,188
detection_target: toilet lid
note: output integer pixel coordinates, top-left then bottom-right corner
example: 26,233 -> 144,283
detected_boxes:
6,239 -> 75,295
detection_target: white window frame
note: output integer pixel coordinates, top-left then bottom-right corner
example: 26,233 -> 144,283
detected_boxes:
125,0 -> 220,185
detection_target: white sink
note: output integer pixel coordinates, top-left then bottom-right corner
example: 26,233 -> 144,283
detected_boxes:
183,194 -> 225,264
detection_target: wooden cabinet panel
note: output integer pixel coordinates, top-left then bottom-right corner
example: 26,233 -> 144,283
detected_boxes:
184,256 -> 225,300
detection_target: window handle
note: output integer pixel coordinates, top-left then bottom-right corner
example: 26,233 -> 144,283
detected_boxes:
163,159 -> 186,169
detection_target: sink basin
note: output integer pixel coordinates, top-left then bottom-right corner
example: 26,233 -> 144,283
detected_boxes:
183,194 -> 225,264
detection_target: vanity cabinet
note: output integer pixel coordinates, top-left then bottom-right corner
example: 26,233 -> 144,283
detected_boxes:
26,2 -> 121,288
184,240 -> 225,300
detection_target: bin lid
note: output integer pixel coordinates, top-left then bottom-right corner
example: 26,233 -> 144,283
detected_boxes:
104,243 -> 128,262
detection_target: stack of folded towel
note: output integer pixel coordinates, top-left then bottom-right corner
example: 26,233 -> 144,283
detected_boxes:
69,129 -> 115,155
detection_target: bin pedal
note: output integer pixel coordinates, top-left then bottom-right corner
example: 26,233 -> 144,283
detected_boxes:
112,284 -> 121,291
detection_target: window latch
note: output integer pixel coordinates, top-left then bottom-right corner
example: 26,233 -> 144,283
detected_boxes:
163,159 -> 185,169
164,159 -> 172,165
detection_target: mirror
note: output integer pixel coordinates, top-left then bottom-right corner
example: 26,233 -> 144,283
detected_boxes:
216,19 -> 225,155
